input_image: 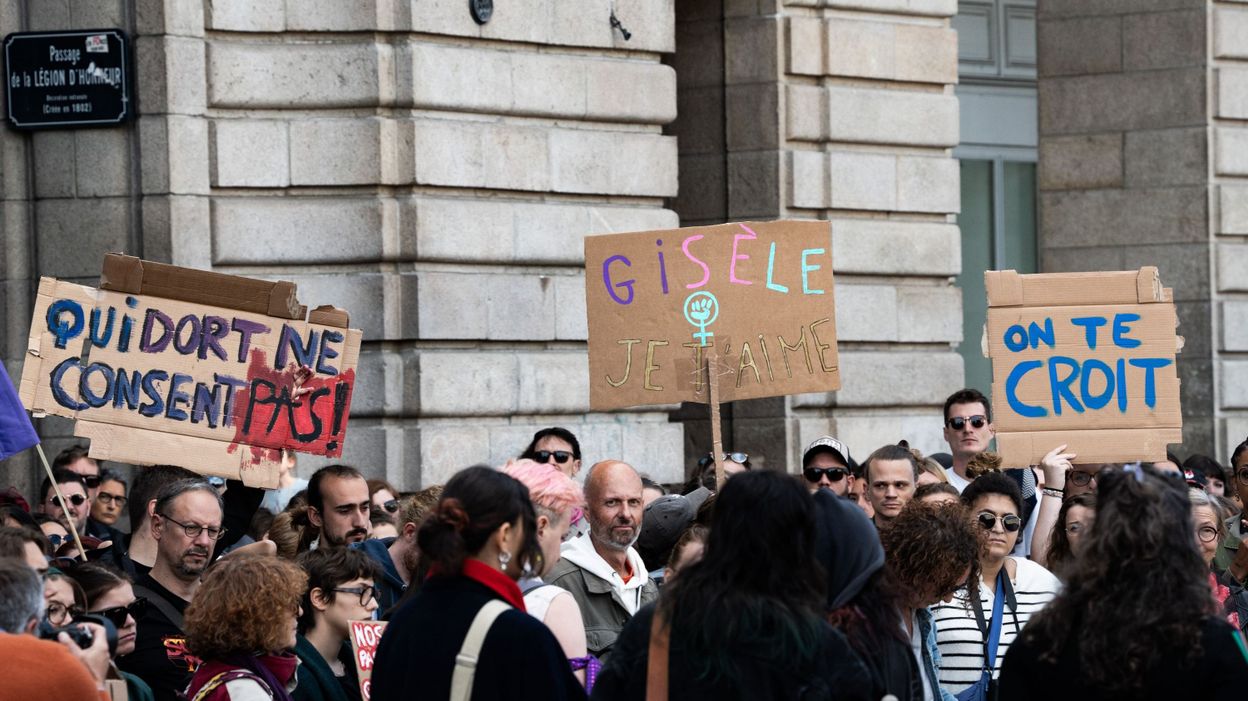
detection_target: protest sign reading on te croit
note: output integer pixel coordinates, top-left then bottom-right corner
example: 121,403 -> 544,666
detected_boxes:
984,267 -> 1183,467
18,254 -> 362,487
585,220 -> 840,410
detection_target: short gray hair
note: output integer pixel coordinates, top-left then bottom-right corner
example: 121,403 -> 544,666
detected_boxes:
153,478 -> 223,518
0,559 -> 44,634
1189,487 -> 1224,538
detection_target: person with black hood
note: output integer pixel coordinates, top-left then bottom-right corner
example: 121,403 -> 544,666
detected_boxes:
814,489 -> 921,700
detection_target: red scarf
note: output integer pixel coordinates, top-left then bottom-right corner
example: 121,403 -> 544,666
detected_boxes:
461,559 -> 527,611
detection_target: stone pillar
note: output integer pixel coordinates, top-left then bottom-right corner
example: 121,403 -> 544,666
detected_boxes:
1036,1 -> 1215,455
1212,2 -> 1248,455
670,0 -> 966,473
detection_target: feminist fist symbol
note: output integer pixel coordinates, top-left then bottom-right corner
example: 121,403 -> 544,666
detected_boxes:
683,292 -> 720,346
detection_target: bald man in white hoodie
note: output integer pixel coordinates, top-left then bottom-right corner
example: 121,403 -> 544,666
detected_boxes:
546,460 -> 659,661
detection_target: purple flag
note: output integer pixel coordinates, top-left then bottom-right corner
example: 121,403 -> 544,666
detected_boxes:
0,361 -> 38,461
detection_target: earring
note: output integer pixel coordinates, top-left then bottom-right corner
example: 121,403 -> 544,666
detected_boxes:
499,550 -> 512,569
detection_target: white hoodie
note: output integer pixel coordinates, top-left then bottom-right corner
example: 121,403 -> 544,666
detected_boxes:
559,532 -> 651,616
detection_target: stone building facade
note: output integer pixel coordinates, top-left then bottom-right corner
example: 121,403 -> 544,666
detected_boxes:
0,0 -> 1242,492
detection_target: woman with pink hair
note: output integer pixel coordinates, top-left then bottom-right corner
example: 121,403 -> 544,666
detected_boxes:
503,459 -> 596,689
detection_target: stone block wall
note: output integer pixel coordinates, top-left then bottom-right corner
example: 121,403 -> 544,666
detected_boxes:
0,0 -> 686,488
1213,1 -> 1248,454
670,0 -> 965,471
1036,0 -> 1216,455
779,0 -> 964,464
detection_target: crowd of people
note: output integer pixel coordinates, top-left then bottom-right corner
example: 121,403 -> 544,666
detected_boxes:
3,390 -> 1248,700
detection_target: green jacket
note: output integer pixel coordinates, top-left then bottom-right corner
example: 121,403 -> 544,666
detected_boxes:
292,635 -> 358,701
1215,515 -> 1244,582
121,671 -> 154,701
546,537 -> 659,662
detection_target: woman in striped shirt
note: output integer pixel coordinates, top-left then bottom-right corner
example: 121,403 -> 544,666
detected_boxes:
931,472 -> 1060,695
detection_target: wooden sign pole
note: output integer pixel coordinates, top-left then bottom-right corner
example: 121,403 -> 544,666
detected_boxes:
708,353 -> 725,490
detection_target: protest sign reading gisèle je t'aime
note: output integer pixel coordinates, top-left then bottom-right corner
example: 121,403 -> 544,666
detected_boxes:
585,220 -> 840,411
18,255 -> 362,487
984,267 -> 1183,467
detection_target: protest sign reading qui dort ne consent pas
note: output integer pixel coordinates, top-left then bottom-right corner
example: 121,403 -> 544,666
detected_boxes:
585,220 -> 840,411
18,254 -> 362,487
985,267 -> 1183,467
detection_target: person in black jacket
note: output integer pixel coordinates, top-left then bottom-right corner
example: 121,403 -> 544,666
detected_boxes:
815,489 -> 921,701
591,470 -> 872,701
370,466 -> 584,701
999,463 -> 1248,700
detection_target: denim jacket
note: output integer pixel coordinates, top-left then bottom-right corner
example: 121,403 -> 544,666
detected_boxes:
916,607 -> 958,701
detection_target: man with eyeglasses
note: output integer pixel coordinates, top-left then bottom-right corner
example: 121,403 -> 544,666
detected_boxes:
119,478 -> 225,701
941,389 -> 997,494
0,558 -> 114,700
801,436 -> 855,496
39,468 -> 92,537
53,445 -> 102,501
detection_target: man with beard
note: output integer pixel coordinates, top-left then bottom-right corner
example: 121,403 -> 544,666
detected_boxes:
547,459 -> 658,660
305,465 -> 372,550
354,485 -> 442,616
119,478 -> 224,701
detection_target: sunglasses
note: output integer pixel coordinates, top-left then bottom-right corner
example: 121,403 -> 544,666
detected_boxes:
80,475 -> 101,489
46,533 -> 70,548
534,450 -> 574,465
946,415 -> 988,431
804,467 -> 849,483
382,499 -> 399,514
1069,470 -> 1097,487
698,452 -> 750,469
976,512 -> 1022,533
92,598 -> 148,628
52,493 -> 88,509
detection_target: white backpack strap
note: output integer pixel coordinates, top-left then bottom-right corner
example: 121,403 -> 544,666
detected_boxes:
449,599 -> 510,701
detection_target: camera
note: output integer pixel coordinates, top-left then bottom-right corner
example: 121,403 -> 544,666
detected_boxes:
37,613 -> 117,656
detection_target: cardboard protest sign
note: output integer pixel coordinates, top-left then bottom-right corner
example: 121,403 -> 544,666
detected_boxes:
18,254 -> 362,487
348,620 -> 386,701
984,267 -> 1183,466
585,220 -> 839,410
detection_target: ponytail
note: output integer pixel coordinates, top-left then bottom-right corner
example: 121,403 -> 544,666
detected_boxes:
416,466 -> 541,577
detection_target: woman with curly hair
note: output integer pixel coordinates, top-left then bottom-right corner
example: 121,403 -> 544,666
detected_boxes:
370,466 -> 583,700
182,554 -> 307,701
879,501 -> 982,701
999,464 -> 1248,700
591,469 -> 872,700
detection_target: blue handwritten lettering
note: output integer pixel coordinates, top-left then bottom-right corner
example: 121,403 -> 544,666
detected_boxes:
1048,356 -> 1083,415
46,299 -> 84,349
1005,360 -> 1045,417
1113,313 -> 1142,348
